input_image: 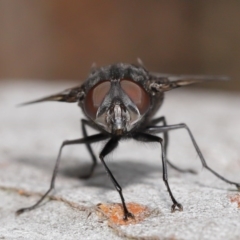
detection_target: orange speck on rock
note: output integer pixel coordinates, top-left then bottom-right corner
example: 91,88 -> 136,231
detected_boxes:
230,194 -> 240,208
18,189 -> 25,195
97,202 -> 150,225
17,189 -> 31,197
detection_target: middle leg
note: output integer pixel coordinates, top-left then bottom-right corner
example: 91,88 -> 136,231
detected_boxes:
146,123 -> 240,191
16,133 -> 108,215
81,119 -> 98,178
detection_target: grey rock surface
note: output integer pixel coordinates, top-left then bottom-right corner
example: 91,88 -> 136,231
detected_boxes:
0,81 -> 240,240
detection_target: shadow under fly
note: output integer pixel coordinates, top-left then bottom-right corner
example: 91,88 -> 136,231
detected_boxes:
16,62 -> 240,220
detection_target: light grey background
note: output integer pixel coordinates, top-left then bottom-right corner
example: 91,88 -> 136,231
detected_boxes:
0,82 -> 240,240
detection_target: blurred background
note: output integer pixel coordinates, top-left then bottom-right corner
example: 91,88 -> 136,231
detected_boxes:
0,0 -> 240,91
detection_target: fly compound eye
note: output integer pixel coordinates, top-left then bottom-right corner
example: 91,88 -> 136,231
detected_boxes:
120,79 -> 150,114
84,81 -> 111,119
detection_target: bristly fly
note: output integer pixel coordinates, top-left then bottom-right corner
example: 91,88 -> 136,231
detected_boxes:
16,62 -> 240,220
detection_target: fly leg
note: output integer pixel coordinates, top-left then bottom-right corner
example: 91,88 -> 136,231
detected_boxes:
133,132 -> 183,212
80,119 -> 99,178
147,123 -> 240,191
99,137 -> 134,221
148,116 -> 196,174
16,133 -> 108,215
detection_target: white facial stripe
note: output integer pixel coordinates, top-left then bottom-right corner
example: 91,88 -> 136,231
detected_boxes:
114,105 -> 122,120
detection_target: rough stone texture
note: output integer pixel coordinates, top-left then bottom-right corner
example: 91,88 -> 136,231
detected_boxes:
0,81 -> 240,240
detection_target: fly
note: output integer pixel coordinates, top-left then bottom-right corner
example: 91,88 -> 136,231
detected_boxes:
16,62 -> 240,220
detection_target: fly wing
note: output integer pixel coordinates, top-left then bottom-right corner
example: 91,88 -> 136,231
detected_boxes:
148,72 -> 229,92
18,86 -> 85,106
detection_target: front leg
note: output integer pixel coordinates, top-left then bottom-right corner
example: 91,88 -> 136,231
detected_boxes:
148,116 -> 196,174
99,137 -> 134,221
133,132 -> 183,212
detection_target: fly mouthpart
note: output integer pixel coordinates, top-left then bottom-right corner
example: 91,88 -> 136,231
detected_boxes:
95,97 -> 142,134
110,104 -> 128,135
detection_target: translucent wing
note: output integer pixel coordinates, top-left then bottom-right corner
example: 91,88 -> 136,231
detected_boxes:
148,72 -> 229,92
18,86 -> 84,106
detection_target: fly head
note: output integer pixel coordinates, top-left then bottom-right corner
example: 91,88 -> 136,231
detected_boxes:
81,65 -> 151,135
